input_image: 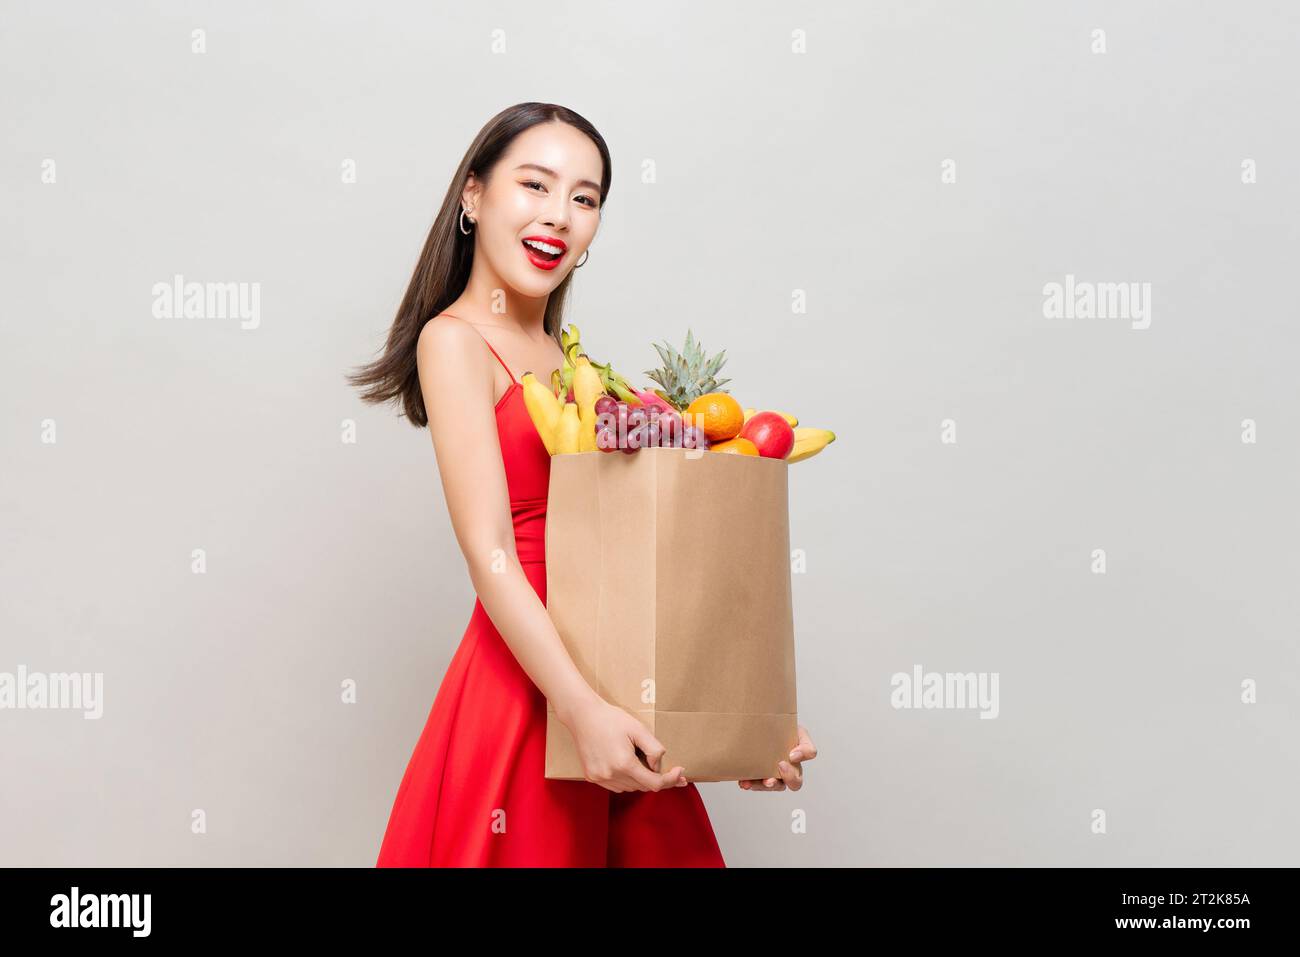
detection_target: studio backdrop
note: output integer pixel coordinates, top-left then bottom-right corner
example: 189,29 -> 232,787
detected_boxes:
2,0 -> 1297,866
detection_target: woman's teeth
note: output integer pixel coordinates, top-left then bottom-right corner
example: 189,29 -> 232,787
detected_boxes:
523,239 -> 562,260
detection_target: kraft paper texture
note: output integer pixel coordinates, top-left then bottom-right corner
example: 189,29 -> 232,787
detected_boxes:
543,446 -> 798,783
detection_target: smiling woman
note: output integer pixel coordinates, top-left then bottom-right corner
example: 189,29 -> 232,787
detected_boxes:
347,105 -> 611,427
348,103 -> 728,868
453,127 -> 606,292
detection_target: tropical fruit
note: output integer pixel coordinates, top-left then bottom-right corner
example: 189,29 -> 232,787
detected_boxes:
558,324 -> 640,404
521,372 -> 562,454
555,402 -> 581,454
631,388 -> 676,414
786,427 -> 836,463
572,355 -> 603,453
645,329 -> 731,411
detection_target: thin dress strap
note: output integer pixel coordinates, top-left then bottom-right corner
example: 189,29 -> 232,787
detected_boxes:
440,313 -> 517,384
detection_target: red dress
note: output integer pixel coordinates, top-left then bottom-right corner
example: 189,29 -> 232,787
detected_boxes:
376,322 -> 726,867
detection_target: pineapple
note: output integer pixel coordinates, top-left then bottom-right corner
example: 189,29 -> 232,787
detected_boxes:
645,329 -> 731,411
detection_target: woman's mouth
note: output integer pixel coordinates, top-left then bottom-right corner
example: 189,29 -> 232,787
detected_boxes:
521,236 -> 566,270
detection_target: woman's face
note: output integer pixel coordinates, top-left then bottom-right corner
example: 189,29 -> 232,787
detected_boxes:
462,121 -> 603,300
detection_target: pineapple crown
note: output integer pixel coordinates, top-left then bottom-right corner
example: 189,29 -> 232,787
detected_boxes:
644,329 -> 731,409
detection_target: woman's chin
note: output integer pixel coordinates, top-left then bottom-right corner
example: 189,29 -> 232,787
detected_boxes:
509,269 -> 565,295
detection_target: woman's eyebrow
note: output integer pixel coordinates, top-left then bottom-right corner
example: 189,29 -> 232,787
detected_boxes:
514,163 -> 600,194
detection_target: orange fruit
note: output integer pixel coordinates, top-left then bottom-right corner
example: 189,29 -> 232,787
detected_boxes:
685,392 -> 744,442
709,437 -> 758,456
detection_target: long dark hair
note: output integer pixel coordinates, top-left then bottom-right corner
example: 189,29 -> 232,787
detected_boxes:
347,102 -> 612,427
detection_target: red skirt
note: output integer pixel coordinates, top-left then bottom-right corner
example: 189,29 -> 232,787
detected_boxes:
376,557 -> 726,867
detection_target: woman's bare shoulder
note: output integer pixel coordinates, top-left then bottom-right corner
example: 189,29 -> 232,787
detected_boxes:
417,313 -> 483,362
415,314 -> 495,403
420,311 -> 473,342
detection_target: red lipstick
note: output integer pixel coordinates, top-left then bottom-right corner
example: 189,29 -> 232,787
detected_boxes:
521,235 -> 567,271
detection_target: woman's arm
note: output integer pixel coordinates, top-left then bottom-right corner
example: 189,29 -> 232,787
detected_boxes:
417,316 -> 598,723
416,317 -> 685,792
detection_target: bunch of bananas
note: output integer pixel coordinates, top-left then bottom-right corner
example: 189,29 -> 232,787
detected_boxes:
553,324 -> 640,405
523,324 -> 642,455
522,351 -> 605,455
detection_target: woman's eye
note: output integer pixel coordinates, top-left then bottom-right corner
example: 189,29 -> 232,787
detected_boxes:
524,180 -> 597,208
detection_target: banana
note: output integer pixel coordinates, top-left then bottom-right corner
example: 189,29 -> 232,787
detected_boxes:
555,401 -> 581,454
744,407 -> 799,428
791,426 -> 833,442
573,355 -> 603,452
559,322 -> 640,404
786,427 -> 835,463
521,372 -> 562,454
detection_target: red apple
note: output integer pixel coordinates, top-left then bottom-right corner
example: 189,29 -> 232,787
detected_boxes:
739,411 -> 796,459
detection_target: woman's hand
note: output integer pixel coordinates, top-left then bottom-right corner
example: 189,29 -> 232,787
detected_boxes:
566,697 -> 688,794
739,724 -> 817,792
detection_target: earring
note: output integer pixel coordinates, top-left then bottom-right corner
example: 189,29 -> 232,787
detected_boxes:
575,249 -> 589,268
459,207 -> 475,235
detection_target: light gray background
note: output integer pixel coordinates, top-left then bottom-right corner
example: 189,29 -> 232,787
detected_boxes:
2,0 -> 1297,866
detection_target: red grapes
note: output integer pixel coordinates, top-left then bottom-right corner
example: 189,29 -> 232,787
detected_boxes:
595,402 -> 709,453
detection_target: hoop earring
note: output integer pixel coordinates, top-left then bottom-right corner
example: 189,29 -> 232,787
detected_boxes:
575,249 -> 589,268
459,207 -> 475,235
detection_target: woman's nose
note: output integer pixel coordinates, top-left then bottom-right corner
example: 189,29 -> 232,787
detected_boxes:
542,196 -> 570,230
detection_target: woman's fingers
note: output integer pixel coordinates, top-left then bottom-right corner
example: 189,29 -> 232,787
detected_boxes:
788,724 -> 817,764
777,759 -> 802,790
624,723 -> 686,790
628,725 -> 668,773
624,760 -> 685,792
735,727 -> 818,791
737,726 -> 816,791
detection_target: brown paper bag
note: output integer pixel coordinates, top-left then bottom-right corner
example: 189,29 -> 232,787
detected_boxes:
543,445 -> 798,783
